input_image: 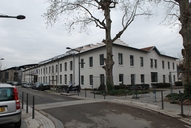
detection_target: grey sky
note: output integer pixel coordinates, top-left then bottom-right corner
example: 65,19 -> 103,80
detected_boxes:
0,0 -> 182,69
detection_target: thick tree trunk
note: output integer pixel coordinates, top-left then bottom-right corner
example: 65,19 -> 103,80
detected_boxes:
178,0 -> 191,94
103,4 -> 114,92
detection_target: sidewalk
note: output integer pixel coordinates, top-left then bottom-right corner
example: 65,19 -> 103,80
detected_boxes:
22,104 -> 55,128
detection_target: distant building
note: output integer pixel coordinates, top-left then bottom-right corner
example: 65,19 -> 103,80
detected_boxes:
22,39 -> 178,89
0,64 -> 37,84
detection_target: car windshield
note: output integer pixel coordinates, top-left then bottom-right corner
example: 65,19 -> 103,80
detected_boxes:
43,83 -> 49,86
0,88 -> 14,101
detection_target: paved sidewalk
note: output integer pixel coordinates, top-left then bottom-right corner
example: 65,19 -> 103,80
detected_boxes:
22,104 -> 55,128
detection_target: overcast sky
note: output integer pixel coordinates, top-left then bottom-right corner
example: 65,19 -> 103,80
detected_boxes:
0,0 -> 183,69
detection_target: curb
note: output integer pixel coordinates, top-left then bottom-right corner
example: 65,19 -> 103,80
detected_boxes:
22,105 -> 55,128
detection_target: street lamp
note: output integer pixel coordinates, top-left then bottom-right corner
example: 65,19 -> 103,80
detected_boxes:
66,47 -> 81,88
0,15 -> 26,20
0,58 -> 4,83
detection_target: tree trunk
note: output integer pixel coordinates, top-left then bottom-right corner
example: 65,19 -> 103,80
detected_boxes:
103,3 -> 114,92
178,0 -> 191,94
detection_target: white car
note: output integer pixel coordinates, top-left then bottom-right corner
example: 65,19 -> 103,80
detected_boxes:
0,84 -> 21,128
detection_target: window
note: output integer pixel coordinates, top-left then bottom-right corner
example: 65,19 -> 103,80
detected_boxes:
150,59 -> 153,68
168,62 -> 170,69
100,74 -> 105,85
89,57 -> 93,67
130,55 -> 134,66
70,61 -> 73,70
70,74 -> 73,83
0,88 -> 14,101
154,59 -> 157,68
46,67 -> 47,74
56,65 -> 58,72
140,57 -> 144,67
52,65 -> 54,73
119,74 -> 124,85
65,62 -> 67,71
162,61 -> 165,69
172,62 -> 175,70
89,75 -> 93,85
60,75 -> 62,84
60,63 -> 62,72
151,72 -> 158,82
141,74 -> 144,84
81,75 -> 84,85
118,53 -> 123,65
100,54 -> 104,65
64,75 -> 67,84
163,75 -> 165,83
131,74 -> 135,85
81,59 -> 84,68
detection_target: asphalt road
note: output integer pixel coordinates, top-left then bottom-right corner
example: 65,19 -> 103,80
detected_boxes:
17,87 -> 191,128
43,101 -> 190,128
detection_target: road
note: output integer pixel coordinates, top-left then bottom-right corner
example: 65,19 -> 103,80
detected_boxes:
15,87 -> 191,128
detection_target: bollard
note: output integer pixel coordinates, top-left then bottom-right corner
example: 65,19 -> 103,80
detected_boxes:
32,96 -> 35,119
153,90 -> 156,102
85,88 -> 87,97
104,90 -> 106,99
26,93 -> 28,113
161,91 -> 164,109
179,91 -> 184,116
94,89 -> 95,99
22,92 -> 24,109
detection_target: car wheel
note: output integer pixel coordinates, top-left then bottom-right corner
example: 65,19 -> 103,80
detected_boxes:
14,119 -> 21,128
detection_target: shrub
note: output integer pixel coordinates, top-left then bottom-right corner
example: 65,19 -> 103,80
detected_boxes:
166,93 -> 180,100
151,83 -> 170,88
98,84 -> 105,91
175,81 -> 183,86
184,83 -> 191,97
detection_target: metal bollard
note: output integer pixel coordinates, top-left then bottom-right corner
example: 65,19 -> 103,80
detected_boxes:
104,90 -> 106,99
161,91 -> 164,109
32,96 -> 35,119
85,88 -> 86,97
26,93 -> 28,113
94,89 -> 95,99
179,91 -> 184,116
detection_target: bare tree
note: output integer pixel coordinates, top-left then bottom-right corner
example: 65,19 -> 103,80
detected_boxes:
151,0 -> 191,94
44,0 -> 151,91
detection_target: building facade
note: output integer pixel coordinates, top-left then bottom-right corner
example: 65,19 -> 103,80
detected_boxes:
22,39 -> 178,89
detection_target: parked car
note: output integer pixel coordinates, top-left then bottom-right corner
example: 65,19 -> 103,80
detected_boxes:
32,82 -> 43,90
0,84 -> 21,128
21,81 -> 27,88
25,83 -> 33,88
37,83 -> 50,91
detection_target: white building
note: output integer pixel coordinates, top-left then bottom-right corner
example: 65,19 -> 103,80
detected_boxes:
22,39 -> 178,89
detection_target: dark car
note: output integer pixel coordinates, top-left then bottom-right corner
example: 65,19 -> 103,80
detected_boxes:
36,83 -> 50,91
32,82 -> 43,90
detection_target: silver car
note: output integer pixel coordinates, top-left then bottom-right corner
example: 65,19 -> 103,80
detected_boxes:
0,84 -> 21,128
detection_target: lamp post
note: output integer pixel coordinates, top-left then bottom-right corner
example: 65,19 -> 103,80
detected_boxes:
66,47 -> 81,88
0,58 -> 4,83
0,15 -> 26,20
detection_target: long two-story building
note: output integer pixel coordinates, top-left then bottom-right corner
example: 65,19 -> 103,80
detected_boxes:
22,39 -> 178,89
